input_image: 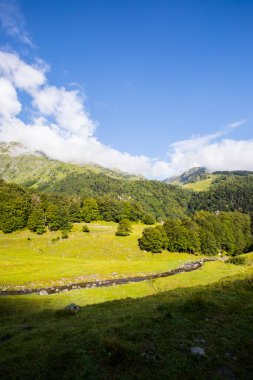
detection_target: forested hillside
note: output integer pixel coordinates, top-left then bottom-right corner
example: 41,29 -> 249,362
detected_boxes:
188,175 -> 253,214
1,143 -> 253,248
0,142 -> 139,186
0,177 -> 189,233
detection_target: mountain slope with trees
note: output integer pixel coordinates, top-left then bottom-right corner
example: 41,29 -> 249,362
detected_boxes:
1,142 -> 253,238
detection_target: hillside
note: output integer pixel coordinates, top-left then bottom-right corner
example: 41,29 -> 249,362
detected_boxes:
189,175 -> 253,214
0,142 -> 190,219
1,142 -> 253,217
0,142 -> 139,188
164,167 -> 209,185
165,166 -> 253,192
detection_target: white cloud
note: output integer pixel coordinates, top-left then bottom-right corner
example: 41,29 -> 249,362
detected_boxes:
33,86 -> 96,138
167,133 -> 253,175
0,0 -> 33,46
226,119 -> 247,129
0,51 -> 46,91
0,77 -> 21,116
0,49 -> 252,179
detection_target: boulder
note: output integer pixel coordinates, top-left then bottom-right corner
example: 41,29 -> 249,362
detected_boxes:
38,290 -> 48,296
191,346 -> 205,356
64,303 -> 81,314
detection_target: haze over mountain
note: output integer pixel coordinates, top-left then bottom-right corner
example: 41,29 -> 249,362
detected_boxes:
0,142 -> 140,187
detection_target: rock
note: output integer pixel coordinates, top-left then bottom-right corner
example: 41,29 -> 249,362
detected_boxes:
191,346 -> 205,356
64,303 -> 81,314
38,290 -> 48,296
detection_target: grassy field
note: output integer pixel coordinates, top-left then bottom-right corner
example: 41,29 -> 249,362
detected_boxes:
183,175 -> 216,191
0,264 -> 252,379
0,222 -> 202,290
1,221 -> 252,379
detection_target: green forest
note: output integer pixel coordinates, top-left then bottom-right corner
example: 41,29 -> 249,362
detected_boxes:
1,172 -> 253,257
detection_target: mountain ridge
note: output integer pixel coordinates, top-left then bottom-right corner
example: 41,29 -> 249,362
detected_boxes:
0,142 -> 141,187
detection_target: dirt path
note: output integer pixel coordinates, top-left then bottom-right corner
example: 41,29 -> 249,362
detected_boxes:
0,258 -> 219,296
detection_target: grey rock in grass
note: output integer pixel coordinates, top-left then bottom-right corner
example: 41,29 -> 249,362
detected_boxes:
191,346 -> 205,356
38,290 -> 48,296
64,303 -> 81,314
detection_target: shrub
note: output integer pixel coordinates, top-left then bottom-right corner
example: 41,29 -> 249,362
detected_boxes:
61,231 -> 68,239
227,256 -> 246,265
82,225 -> 90,233
115,219 -> 132,236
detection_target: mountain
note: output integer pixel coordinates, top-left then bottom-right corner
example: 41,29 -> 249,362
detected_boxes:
164,167 -> 208,185
0,142 -> 139,188
1,142 -> 253,216
164,166 -> 253,193
0,142 -> 190,219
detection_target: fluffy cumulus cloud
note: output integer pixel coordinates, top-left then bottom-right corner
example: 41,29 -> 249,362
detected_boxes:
0,49 -> 253,179
168,134 -> 253,175
0,77 -> 21,116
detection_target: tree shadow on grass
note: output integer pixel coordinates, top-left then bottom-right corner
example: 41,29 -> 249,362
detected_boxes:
0,274 -> 252,380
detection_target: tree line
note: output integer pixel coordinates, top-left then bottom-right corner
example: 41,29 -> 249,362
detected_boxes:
138,211 -> 253,256
1,175 -> 253,258
0,179 -> 155,234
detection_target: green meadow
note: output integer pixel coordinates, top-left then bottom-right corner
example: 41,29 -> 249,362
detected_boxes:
0,263 -> 252,379
183,175 -> 216,191
0,221 -> 252,379
0,222 -> 201,290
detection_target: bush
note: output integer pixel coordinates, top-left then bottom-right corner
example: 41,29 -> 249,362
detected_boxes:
82,225 -> 90,233
61,231 -> 69,239
227,256 -> 246,265
115,219 -> 132,236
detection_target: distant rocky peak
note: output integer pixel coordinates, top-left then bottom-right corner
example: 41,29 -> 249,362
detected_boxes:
164,167 -> 208,184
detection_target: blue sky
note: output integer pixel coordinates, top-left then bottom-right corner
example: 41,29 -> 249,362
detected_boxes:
0,0 -> 252,177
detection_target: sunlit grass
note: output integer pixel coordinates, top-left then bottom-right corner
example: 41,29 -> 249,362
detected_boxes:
2,261 -> 251,310
183,175 -> 216,191
1,221 -> 252,379
0,222 -> 200,289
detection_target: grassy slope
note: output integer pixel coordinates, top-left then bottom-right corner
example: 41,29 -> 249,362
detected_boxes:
183,175 -> 216,191
0,222 -> 199,290
0,265 -> 252,379
0,150 -> 137,189
1,221 -> 252,379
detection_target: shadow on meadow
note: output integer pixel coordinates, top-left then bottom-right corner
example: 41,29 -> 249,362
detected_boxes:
0,274 -> 252,380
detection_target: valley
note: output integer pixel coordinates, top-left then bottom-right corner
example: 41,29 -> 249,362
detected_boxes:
0,143 -> 253,379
